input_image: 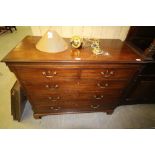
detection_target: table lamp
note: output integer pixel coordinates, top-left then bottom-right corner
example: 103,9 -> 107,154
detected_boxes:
36,30 -> 68,53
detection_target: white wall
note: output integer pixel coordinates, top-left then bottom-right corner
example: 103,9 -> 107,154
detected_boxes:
31,26 -> 130,41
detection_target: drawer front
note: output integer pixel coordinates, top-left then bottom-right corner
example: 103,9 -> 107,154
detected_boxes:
16,68 -> 79,82
16,66 -> 139,83
29,91 -> 121,104
33,100 -> 118,113
29,92 -> 121,105
81,68 -> 138,80
15,65 -> 138,114
24,79 -> 128,92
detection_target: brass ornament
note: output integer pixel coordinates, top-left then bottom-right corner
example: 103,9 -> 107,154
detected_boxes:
70,36 -> 83,48
70,36 -> 105,55
90,39 -> 104,55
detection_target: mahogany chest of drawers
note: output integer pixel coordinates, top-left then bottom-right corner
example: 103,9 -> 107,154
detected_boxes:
2,36 -> 144,119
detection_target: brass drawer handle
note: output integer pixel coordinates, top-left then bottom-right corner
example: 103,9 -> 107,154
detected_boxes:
45,84 -> 59,89
101,70 -> 114,78
42,71 -> 57,78
48,96 -> 60,101
94,95 -> 104,100
97,82 -> 109,88
50,106 -> 61,111
91,104 -> 100,109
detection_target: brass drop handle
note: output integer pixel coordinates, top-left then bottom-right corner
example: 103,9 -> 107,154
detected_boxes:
50,106 -> 61,111
101,70 -> 114,78
48,96 -> 60,101
45,84 -> 59,89
97,82 -> 109,88
91,104 -> 100,109
42,71 -> 57,78
94,95 -> 104,100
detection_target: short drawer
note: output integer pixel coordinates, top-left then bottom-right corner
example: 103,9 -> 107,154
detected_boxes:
80,68 -> 138,80
16,68 -> 79,82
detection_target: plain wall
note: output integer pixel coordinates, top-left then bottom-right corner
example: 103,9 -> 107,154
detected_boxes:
31,26 -> 130,41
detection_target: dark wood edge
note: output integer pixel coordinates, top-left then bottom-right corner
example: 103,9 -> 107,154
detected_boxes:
2,60 -> 145,64
125,41 -> 154,61
4,62 -> 144,68
120,64 -> 146,105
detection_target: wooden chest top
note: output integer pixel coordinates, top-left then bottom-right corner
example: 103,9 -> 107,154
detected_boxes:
2,36 -> 143,64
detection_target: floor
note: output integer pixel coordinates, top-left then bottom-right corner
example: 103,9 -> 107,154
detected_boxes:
0,26 -> 155,129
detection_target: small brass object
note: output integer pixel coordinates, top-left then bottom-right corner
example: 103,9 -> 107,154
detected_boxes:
70,36 -> 83,49
90,104 -> 100,109
91,39 -> 104,55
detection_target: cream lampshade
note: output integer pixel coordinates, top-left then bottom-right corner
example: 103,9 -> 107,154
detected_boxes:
36,30 -> 68,53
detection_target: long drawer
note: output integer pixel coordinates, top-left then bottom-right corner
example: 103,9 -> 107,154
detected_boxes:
23,79 -> 128,92
33,100 -> 118,113
29,91 -> 121,104
15,66 -> 139,82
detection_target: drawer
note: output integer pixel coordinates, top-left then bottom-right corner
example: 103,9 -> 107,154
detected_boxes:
16,66 -> 138,83
29,91 -> 121,104
81,68 -> 138,80
33,100 -> 118,113
16,68 -> 79,82
24,79 -> 128,92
